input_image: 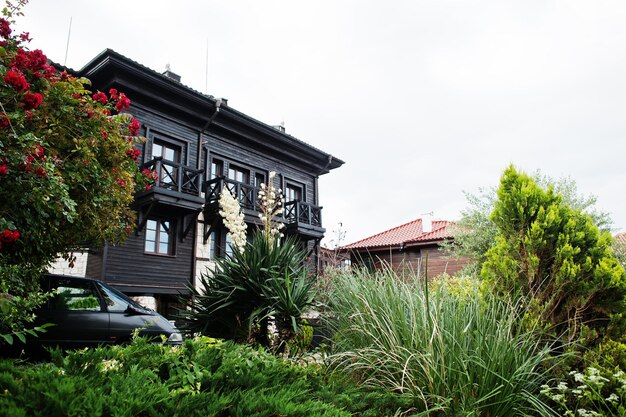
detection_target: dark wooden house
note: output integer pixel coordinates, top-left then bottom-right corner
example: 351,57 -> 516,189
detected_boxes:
342,217 -> 469,278
59,49 -> 343,317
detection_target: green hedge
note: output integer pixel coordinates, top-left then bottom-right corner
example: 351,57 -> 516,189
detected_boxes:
0,337 -> 415,417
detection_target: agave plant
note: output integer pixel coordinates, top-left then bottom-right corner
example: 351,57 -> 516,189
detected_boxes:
180,231 -> 315,349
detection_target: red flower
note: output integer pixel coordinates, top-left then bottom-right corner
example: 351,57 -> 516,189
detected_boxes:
100,130 -> 108,139
22,92 -> 43,110
0,164 -> 8,176
0,19 -> 11,39
128,118 -> 140,136
33,145 -> 44,158
34,167 -> 46,178
125,226 -> 132,234
19,32 -> 31,42
85,109 -> 94,118
0,113 -> 9,127
26,50 -> 47,71
126,147 -> 140,161
116,178 -> 127,187
4,69 -> 29,91
115,93 -> 130,112
102,109 -> 110,116
92,91 -> 108,104
43,65 -> 55,79
0,229 -> 20,243
109,88 -> 119,100
12,49 -> 28,69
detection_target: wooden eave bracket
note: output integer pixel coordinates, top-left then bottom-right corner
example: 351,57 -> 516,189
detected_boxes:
180,209 -> 202,241
135,201 -> 156,234
203,216 -> 221,244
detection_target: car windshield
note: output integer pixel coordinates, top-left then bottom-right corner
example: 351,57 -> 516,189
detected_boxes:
96,282 -> 150,312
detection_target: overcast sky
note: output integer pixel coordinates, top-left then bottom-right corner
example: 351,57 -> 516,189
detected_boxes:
14,0 -> 626,246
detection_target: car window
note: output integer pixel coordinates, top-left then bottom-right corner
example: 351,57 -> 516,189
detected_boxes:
97,283 -> 130,312
96,282 -> 150,312
51,282 -> 101,312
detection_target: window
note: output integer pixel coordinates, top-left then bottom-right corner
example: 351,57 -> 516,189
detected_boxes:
254,172 -> 266,188
227,164 -> 249,184
51,281 -> 101,312
285,183 -> 303,202
152,141 -> 181,187
227,164 -> 250,204
210,159 -> 223,180
224,234 -> 235,257
208,230 -> 217,260
145,219 -> 175,255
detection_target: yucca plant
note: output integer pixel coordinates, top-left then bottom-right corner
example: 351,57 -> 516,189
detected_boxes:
325,268 -> 561,416
180,231 -> 315,349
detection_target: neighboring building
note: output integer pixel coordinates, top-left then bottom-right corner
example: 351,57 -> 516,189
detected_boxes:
318,246 -> 351,273
341,217 -> 468,277
49,49 -> 343,318
616,232 -> 626,247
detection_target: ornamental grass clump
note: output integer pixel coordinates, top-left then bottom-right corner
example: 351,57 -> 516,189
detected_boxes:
325,268 -> 561,416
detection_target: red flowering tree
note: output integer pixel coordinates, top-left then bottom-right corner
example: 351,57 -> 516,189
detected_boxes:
0,2 -> 153,339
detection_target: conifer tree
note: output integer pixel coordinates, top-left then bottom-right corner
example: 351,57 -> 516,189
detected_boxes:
481,165 -> 625,339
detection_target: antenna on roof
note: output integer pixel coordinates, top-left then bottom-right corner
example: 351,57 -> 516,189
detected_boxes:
63,16 -> 72,67
205,38 -> 209,94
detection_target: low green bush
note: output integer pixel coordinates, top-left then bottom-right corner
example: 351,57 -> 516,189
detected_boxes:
0,336 -> 418,417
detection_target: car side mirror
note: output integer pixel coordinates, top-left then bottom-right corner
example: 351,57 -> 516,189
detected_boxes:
125,304 -> 144,315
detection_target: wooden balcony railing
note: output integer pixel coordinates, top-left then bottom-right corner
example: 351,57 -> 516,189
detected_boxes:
205,177 -> 323,228
283,201 -> 322,228
142,158 -> 203,197
204,176 -> 260,211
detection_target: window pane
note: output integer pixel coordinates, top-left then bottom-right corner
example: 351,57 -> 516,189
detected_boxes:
209,231 -> 216,259
54,285 -> 100,311
146,229 -> 156,242
146,219 -> 157,232
164,147 -> 175,162
145,240 -> 156,253
159,242 -> 169,254
152,143 -> 162,158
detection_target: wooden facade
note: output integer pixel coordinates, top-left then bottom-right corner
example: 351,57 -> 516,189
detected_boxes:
75,50 -> 343,317
342,218 -> 470,278
348,244 -> 469,278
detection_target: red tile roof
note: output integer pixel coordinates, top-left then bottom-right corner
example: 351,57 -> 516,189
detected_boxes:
342,218 -> 454,250
616,232 -> 626,246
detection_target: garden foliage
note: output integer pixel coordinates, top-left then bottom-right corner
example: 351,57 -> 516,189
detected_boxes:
0,337 -> 416,417
182,172 -> 315,350
325,267 -> 559,416
481,166 -> 626,339
0,1 -> 155,343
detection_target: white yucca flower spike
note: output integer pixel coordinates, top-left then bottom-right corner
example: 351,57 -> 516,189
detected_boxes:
257,171 -> 284,245
219,188 -> 247,253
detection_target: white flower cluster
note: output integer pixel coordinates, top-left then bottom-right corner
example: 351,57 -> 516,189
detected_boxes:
219,188 -> 247,253
258,171 -> 284,244
100,359 -> 120,373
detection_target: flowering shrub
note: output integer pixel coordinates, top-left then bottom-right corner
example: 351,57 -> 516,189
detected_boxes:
0,2 -> 144,277
542,367 -> 626,416
0,2 -> 145,341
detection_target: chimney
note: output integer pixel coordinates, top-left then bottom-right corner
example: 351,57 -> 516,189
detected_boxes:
273,121 -> 286,133
162,64 -> 181,82
422,213 -> 433,234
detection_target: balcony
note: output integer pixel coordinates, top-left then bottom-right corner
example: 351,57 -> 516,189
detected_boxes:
133,157 -> 205,214
204,176 -> 325,238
